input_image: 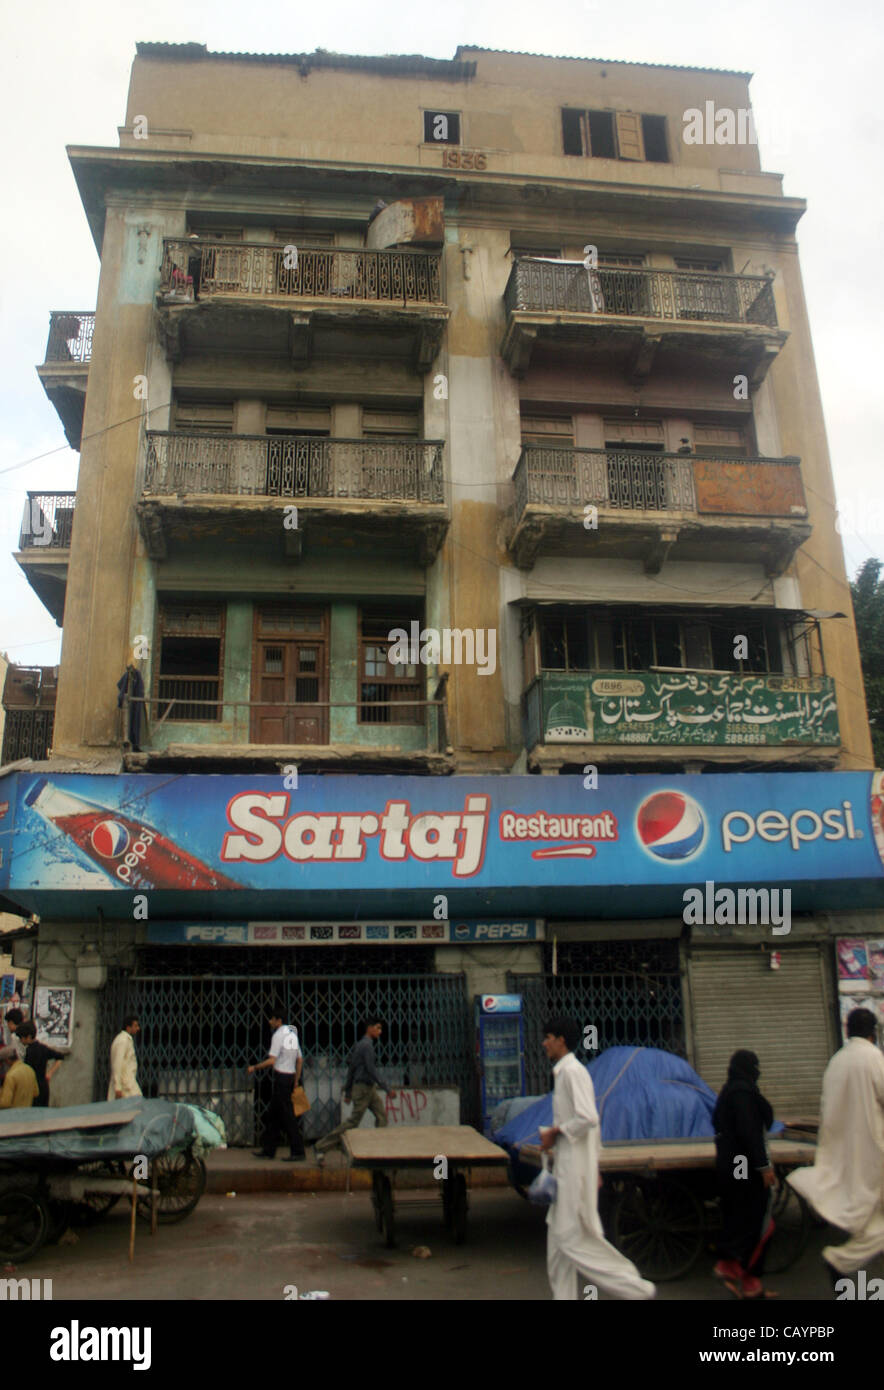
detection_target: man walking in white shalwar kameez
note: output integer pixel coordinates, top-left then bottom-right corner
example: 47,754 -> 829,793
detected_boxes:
788,1008 -> 884,1282
541,1018 -> 655,1301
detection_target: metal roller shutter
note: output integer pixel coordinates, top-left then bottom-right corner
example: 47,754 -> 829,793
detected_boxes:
688,945 -> 835,1115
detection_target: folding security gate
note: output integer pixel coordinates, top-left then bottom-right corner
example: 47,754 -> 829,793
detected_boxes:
97,971 -> 473,1144
509,939 -> 685,1095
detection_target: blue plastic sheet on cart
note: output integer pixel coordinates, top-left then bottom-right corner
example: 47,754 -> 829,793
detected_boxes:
493,1047 -> 784,1149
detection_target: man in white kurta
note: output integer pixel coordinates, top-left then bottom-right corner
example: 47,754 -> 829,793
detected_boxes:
108,1016 -> 142,1100
788,1009 -> 884,1276
541,1019 -> 655,1301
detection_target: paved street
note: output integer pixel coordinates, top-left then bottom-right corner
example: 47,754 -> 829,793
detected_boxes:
14,1187 -> 852,1302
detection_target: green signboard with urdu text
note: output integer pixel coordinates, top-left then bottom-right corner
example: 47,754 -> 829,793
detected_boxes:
539,670 -> 840,747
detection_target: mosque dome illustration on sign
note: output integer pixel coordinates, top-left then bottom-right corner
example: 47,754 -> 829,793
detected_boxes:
545,691 -> 592,742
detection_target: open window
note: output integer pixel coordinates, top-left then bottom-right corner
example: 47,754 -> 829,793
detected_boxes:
156,605 -> 225,721
359,610 -> 423,724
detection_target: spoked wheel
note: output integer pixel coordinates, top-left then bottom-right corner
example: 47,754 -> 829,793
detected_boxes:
67,1161 -> 125,1226
765,1173 -> 811,1274
0,1190 -> 49,1263
136,1151 -> 206,1224
612,1176 -> 705,1282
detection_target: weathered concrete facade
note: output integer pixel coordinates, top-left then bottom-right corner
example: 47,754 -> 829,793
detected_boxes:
16,45 -> 873,1109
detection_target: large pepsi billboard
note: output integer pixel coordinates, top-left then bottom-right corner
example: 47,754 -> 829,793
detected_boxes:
1,770 -> 883,920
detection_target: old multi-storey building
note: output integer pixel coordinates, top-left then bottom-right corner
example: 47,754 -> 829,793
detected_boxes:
4,44 -> 880,1134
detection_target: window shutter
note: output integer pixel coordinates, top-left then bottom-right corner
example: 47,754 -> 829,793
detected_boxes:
603,419 -> 663,445
361,410 -> 420,436
174,402 -> 234,433
615,112 -> 644,161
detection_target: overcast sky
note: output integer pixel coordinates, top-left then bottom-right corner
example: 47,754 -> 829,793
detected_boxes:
2,0 -> 882,668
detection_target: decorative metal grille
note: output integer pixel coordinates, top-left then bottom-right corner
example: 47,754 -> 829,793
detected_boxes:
504,259 -> 777,328
509,939 -> 685,1094
96,968 -> 473,1143
513,445 -> 696,517
19,493 -> 76,550
144,432 -> 445,505
1,708 -> 55,763
44,312 -> 95,363
160,241 -> 444,306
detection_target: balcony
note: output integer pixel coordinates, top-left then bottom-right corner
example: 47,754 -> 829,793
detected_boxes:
137,431 -> 448,563
509,445 -> 810,573
156,240 -> 449,370
501,259 -> 787,381
523,670 -> 840,770
14,491 -> 77,624
36,312 -> 94,449
120,679 -> 453,776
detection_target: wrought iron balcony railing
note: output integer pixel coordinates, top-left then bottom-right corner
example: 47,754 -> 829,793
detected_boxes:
512,445 -> 803,519
1,708 -> 55,764
504,258 -> 778,328
144,432 -> 446,505
159,239 -> 444,306
43,312 -> 95,364
19,492 -> 77,550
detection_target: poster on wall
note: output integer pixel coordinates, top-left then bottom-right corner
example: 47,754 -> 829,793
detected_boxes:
34,986 -> 75,1048
867,940 -> 884,990
837,939 -> 869,982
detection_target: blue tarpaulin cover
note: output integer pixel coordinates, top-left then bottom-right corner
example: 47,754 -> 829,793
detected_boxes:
494,1047 -> 783,1149
0,1098 -> 226,1162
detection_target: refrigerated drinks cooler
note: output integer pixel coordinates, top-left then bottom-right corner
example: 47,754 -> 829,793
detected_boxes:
475,994 -> 525,1135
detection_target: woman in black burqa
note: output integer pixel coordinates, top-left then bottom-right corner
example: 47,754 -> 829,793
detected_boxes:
712,1049 -> 779,1298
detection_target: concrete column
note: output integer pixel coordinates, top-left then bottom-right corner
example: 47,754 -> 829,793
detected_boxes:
434,943 -> 543,1001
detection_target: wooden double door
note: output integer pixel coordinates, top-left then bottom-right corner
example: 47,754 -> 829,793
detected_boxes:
251,607 -> 328,745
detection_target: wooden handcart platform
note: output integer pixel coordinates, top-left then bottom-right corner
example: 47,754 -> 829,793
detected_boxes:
343,1125 -> 508,1247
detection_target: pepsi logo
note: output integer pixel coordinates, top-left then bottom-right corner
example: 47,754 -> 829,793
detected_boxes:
636,791 -> 706,862
90,820 -> 130,859
483,995 -> 498,1011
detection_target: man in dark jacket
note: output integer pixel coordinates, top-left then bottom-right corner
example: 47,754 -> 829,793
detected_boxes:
17,1020 -> 66,1107
712,1049 -> 778,1299
314,1017 -> 396,1162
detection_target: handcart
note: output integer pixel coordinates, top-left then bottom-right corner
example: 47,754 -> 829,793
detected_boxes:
343,1125 -> 508,1248
0,1097 -> 225,1264
516,1134 -> 817,1282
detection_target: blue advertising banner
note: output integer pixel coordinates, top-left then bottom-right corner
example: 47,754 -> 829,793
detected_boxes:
1,770 -> 884,919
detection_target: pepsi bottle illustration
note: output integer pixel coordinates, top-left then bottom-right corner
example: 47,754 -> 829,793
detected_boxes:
24,778 -> 243,890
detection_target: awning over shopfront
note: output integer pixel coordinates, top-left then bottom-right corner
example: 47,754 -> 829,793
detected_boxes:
1,769 -> 883,921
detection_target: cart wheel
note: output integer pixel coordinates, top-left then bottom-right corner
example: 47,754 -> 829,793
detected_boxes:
0,1190 -> 49,1263
137,1152 -> 206,1224
371,1171 -> 385,1233
765,1173 -> 811,1274
452,1172 -> 468,1246
377,1174 -> 395,1248
612,1176 -> 704,1282
67,1161 -> 125,1226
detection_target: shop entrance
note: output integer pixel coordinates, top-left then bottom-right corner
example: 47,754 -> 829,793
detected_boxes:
97,951 -> 473,1144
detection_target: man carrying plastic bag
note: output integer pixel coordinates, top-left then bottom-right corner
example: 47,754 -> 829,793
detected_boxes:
541,1017 -> 656,1301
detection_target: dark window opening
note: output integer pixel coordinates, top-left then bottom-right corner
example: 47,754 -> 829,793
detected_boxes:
158,636 -> 222,722
642,114 -> 669,163
562,109 -> 584,156
588,110 -> 617,159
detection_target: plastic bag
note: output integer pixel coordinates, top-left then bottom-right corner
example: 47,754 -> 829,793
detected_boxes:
527,1152 -> 557,1206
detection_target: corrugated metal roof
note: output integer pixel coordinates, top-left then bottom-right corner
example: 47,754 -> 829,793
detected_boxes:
454,44 -> 751,79
134,43 -> 476,80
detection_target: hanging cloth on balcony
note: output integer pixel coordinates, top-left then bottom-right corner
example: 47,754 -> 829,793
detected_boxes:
116,665 -> 145,751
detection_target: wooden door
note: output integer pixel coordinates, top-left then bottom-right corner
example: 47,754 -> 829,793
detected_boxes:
251,608 -> 328,744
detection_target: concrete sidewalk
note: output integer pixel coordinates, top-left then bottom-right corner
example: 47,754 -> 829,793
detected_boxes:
205,1145 -> 509,1194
